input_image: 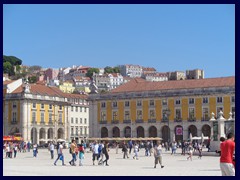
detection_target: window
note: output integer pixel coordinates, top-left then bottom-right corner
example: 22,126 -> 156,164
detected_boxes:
59,113 -> 62,123
175,109 -> 181,120
189,98 -> 194,104
84,127 -> 87,135
32,112 -> 36,123
203,108 -> 209,120
101,102 -> 106,108
175,99 -> 181,105
71,127 -> 74,135
75,107 -> 78,112
80,127 -> 83,135
162,99 -> 167,106
112,101 -> 118,108
217,97 -> 223,103
32,103 -> 36,108
80,107 -> 82,112
84,118 -> 87,124
125,101 -> 130,107
100,112 -> 106,121
49,104 -> 52,110
41,112 -> 44,123
76,127 -> 78,135
84,107 -> 87,112
49,113 -> 52,123
12,112 -> 17,123
71,106 -> 73,111
125,111 -> 130,120
231,96 -> 235,103
113,111 -> 118,120
41,104 -> 44,109
202,97 -> 208,104
71,117 -> 74,124
137,110 -> 142,119
80,118 -> 83,124
137,100 -> 142,106
59,105 -> 62,110
149,110 -> 155,119
76,118 -> 78,124
12,102 -> 17,108
189,108 -> 195,120
149,100 -> 155,106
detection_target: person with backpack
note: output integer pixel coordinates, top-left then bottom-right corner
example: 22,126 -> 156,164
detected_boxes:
154,141 -> 164,169
78,141 -> 85,166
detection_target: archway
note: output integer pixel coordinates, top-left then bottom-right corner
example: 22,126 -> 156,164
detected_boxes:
174,125 -> 183,142
188,125 -> 197,138
39,128 -> 46,145
47,128 -> 54,140
101,127 -> 108,138
202,124 -> 211,138
149,126 -> 157,137
136,126 -> 145,138
162,125 -> 170,143
112,127 -> 120,137
57,128 -> 64,139
124,126 -> 131,138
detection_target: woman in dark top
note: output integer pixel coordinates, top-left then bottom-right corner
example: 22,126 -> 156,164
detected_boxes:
102,141 -> 109,166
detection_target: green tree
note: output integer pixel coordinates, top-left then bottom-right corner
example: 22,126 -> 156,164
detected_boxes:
3,61 -> 13,75
3,55 -> 22,65
86,68 -> 99,78
28,76 -> 37,83
28,65 -> 42,73
104,66 -> 120,74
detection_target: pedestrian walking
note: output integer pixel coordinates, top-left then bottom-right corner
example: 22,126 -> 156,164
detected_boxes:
220,133 -> 235,176
69,139 -> 77,166
154,141 -> 164,169
78,142 -> 85,166
33,143 -> 38,157
49,142 -> 54,159
102,141 -> 109,166
122,141 -> 129,159
116,142 -> 119,154
187,143 -> 193,161
54,142 -> 66,166
13,144 -> 18,158
171,141 -> 177,155
133,143 -> 139,160
92,141 -> 99,165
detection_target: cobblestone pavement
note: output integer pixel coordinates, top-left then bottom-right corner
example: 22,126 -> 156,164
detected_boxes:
3,148 -> 221,176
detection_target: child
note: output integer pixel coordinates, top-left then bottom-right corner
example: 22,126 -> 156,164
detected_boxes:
78,143 -> 85,166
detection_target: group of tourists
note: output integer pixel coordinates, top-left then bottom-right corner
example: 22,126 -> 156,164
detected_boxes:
3,141 -> 32,158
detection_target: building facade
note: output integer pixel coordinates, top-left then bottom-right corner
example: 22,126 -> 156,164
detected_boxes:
119,64 -> 142,78
88,77 -> 235,143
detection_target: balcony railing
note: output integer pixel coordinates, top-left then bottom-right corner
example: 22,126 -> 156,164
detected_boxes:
123,120 -> 131,124
58,121 -> 64,125
48,121 -> 53,125
201,117 -> 210,121
174,118 -> 182,122
40,121 -> 45,125
99,121 -> 107,124
148,119 -> 156,123
188,118 -> 196,122
161,118 -> 169,122
32,121 -> 37,124
111,120 -> 119,124
136,119 -> 143,123
11,121 -> 17,124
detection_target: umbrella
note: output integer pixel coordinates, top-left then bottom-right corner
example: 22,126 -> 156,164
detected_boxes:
57,139 -> 66,142
189,133 -> 193,142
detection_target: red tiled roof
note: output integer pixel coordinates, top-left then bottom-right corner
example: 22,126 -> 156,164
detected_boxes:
3,80 -> 14,85
110,76 -> 235,93
11,83 -> 88,99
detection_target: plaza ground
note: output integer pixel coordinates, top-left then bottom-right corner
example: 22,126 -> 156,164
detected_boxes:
3,148 -> 221,176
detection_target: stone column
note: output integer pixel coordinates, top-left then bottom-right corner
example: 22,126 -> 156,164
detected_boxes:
45,129 -> 48,143
36,128 -> 40,145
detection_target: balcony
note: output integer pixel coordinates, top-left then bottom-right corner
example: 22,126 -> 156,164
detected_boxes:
123,120 -> 131,124
99,121 -> 107,124
48,121 -> 53,125
40,121 -> 45,125
136,119 -> 143,123
161,117 -> 169,123
11,121 -> 17,124
111,120 -> 119,124
188,118 -> 196,122
32,121 -> 37,124
148,119 -> 156,123
58,121 -> 64,125
174,118 -> 182,122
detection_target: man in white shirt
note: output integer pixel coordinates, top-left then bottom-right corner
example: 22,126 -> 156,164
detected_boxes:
54,142 -> 66,166
154,141 -> 164,169
50,142 -> 54,159
92,141 -> 99,165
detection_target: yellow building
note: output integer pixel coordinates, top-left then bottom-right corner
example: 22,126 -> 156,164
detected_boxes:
3,79 -> 69,144
88,76 -> 235,142
59,80 -> 75,93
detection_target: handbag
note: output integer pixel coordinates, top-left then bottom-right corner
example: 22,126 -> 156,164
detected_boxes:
59,155 -> 63,161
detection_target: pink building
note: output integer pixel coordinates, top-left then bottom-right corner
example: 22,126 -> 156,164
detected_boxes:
44,68 -> 59,81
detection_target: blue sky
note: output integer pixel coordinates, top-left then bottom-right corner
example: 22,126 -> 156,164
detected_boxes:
3,4 -> 235,78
